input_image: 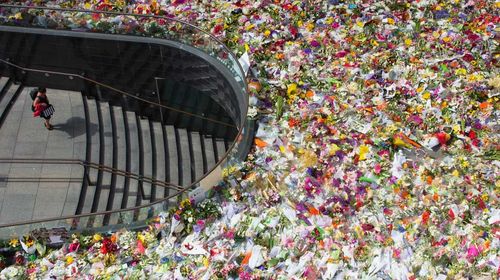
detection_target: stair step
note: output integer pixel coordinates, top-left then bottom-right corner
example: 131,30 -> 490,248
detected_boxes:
0,77 -> 9,96
126,111 -> 140,208
152,122 -> 166,201
215,138 -> 227,162
99,102 -> 113,187
139,118 -> 153,202
0,80 -> 19,119
190,131 -> 204,182
86,99 -> 100,184
177,128 -> 191,187
97,188 -> 110,213
164,125 -> 179,206
112,106 -> 126,210
203,134 -> 217,171
164,125 -> 179,186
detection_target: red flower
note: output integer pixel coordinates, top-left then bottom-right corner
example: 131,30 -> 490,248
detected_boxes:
15,254 -> 25,265
448,209 -> 455,220
100,238 -> 117,255
462,53 -> 474,62
361,223 -> 374,231
422,209 -> 430,225
213,24 -> 224,35
289,26 -> 298,38
435,132 -> 449,145
68,241 -> 80,253
468,130 -> 476,140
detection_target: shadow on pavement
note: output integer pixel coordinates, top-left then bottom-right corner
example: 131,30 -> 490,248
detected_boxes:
52,116 -> 97,139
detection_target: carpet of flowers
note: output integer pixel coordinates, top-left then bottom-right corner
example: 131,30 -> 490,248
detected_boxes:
0,0 -> 498,279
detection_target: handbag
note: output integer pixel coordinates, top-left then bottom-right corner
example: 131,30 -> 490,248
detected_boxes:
41,104 -> 55,118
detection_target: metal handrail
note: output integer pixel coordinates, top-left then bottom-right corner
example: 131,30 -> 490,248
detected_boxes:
0,58 -> 237,129
0,4 -> 249,229
0,158 -> 183,191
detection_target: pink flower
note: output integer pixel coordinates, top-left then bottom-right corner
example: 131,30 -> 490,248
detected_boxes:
467,245 -> 480,261
68,241 -> 80,253
335,50 -> 348,58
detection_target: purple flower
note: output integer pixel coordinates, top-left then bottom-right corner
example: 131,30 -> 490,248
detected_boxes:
435,10 -> 450,19
310,40 -> 320,48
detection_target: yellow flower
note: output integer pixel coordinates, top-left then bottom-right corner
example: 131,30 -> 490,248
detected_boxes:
329,144 -> 340,156
356,21 -> 364,28
93,234 -> 102,243
387,18 -> 395,25
137,233 -> 145,244
25,239 -> 34,247
416,87 -> 424,93
9,239 -> 19,247
455,68 -> 467,75
66,256 -> 74,265
307,22 -> 315,31
452,170 -> 459,177
287,83 -> 298,95
359,145 -> 370,161
443,36 -> 451,42
180,198 -> 191,208
264,30 -> 271,37
422,92 -> 431,100
404,38 -> 412,46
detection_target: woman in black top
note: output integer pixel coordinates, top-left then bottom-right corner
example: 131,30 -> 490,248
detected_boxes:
33,87 -> 53,130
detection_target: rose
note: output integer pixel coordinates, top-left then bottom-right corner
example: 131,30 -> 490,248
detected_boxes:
68,241 -> 80,253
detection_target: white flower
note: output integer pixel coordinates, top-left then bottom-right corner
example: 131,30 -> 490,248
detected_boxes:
0,267 -> 20,279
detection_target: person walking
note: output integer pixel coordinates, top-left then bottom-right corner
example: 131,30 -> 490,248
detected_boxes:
32,87 -> 54,130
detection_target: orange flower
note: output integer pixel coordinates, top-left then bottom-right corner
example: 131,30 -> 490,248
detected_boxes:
479,102 -> 490,110
254,138 -> 268,148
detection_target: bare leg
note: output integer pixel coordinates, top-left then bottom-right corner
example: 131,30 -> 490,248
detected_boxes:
44,119 -> 53,130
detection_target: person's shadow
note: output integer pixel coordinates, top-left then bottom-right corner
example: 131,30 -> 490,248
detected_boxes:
52,117 -> 98,139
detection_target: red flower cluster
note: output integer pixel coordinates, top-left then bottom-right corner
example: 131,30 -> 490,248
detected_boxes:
100,238 -> 118,255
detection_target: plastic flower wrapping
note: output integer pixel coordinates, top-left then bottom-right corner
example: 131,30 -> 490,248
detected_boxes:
0,0 -> 499,279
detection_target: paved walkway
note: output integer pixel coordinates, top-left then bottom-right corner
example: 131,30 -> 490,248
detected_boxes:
0,88 -> 86,225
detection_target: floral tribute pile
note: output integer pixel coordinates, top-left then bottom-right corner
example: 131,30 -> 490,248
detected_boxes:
0,0 -> 499,279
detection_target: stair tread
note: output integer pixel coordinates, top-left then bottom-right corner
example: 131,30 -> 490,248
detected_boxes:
112,106 -> 126,210
203,134 -> 217,170
177,128 -> 191,187
152,122 -> 166,200
125,111 -> 139,208
99,102 -> 113,186
0,81 -> 18,118
0,77 -> 8,91
165,125 -> 179,187
215,138 -> 227,162
190,131 -> 204,183
139,118 -> 153,200
85,99 -> 100,183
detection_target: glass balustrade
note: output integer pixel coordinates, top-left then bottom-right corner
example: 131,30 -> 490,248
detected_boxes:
0,4 -> 250,240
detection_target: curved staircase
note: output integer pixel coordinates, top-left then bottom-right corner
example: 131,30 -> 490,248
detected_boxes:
0,77 -> 231,226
